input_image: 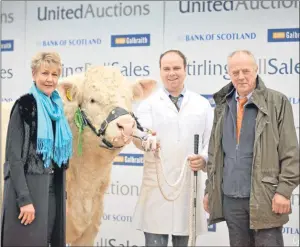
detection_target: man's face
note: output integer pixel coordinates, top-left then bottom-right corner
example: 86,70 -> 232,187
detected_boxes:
160,52 -> 186,95
228,52 -> 258,97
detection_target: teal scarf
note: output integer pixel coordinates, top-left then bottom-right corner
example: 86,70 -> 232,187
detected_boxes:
30,84 -> 73,168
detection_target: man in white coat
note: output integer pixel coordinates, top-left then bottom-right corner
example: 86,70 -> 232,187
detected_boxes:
132,50 -> 214,246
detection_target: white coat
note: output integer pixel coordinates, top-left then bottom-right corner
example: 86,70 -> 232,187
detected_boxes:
132,88 -> 214,236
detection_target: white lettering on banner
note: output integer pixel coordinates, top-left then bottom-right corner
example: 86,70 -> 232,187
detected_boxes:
124,156 -> 143,164
126,37 -> 148,44
286,31 -> 300,39
1,42 -> 13,50
37,3 -> 150,21
179,0 -> 299,13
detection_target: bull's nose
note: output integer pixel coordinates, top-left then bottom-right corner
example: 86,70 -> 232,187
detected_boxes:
116,115 -> 135,136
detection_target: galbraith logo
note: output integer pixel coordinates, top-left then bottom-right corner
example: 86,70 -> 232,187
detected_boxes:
113,153 -> 144,166
37,3 -> 150,21
1,40 -> 14,52
179,0 -> 299,13
179,32 -> 256,42
268,28 -> 300,42
111,34 -> 150,47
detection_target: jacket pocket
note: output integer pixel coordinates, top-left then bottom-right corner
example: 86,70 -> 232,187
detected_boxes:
261,176 -> 278,202
261,176 -> 278,186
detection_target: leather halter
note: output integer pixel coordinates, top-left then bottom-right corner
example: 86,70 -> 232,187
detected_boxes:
80,107 -> 144,150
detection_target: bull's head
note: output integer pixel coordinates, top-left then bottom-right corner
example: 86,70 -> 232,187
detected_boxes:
57,66 -> 156,151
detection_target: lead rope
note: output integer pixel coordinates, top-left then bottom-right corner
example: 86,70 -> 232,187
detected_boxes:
142,143 -> 196,246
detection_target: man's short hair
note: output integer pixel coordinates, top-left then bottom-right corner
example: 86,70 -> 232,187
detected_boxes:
159,49 -> 187,68
227,50 -> 257,67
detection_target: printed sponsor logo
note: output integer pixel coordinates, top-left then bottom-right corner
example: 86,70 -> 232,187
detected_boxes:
179,32 -> 256,42
1,98 -> 14,102
179,0 -> 299,14
37,3 -> 150,21
103,213 -> 133,222
38,38 -> 101,47
1,40 -> 14,52
113,153 -> 144,166
282,227 -> 299,235
111,34 -> 150,47
268,28 -> 300,42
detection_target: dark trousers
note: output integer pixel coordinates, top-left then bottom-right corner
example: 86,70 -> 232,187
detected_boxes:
223,195 -> 284,247
47,174 -> 56,245
144,232 -> 189,247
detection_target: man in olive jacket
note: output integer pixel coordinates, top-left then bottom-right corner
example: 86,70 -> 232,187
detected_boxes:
203,50 -> 299,246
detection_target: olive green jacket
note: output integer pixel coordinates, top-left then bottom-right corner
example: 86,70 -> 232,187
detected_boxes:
205,76 -> 299,229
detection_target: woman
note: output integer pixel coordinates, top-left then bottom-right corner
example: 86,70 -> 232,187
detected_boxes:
1,52 -> 73,247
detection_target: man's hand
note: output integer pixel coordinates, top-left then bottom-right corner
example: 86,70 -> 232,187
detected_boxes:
142,132 -> 160,152
19,204 -> 35,225
272,193 -> 290,214
203,193 -> 209,213
188,154 -> 206,171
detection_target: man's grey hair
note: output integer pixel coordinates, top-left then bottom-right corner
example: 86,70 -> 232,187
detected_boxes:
227,50 -> 258,69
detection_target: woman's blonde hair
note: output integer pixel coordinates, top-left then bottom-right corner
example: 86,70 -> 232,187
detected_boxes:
31,51 -> 62,75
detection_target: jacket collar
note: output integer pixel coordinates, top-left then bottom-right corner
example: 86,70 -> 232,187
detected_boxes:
213,76 -> 269,115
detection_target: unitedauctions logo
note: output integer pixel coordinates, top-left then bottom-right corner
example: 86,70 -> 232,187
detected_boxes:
111,34 -> 150,47
179,0 -> 299,13
37,3 -> 150,21
268,28 -> 300,42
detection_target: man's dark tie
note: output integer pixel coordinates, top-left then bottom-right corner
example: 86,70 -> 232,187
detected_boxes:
169,95 -> 180,111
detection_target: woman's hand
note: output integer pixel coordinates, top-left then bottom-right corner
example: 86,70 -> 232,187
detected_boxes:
19,204 -> 35,225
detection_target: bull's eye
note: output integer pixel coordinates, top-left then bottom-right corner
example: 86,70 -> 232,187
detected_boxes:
117,123 -> 123,130
90,99 -> 95,103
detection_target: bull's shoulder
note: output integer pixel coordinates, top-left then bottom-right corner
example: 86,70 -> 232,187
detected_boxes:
17,94 -> 37,124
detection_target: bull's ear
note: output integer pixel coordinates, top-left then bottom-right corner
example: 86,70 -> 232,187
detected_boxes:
132,79 -> 157,101
57,75 -> 84,104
